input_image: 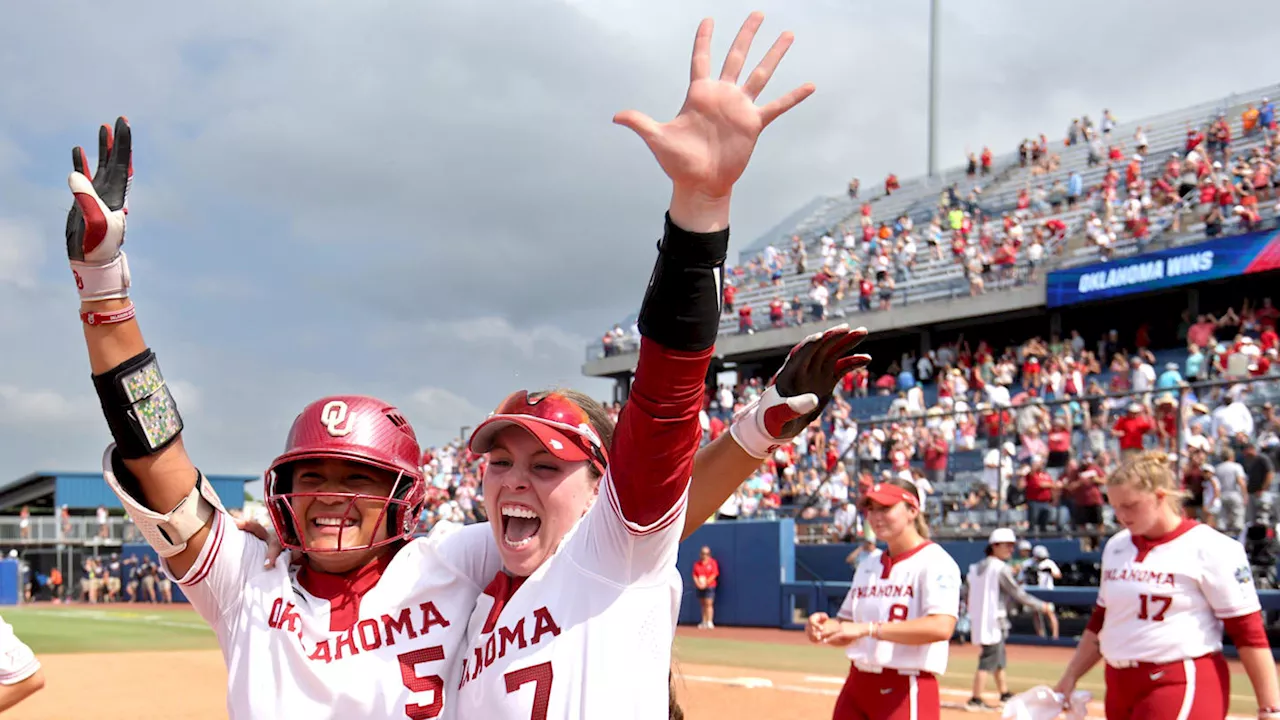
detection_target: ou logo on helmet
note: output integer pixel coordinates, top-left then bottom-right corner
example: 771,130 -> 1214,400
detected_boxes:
320,400 -> 353,437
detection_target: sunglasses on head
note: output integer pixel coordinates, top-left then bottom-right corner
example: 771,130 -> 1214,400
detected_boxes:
491,390 -> 610,472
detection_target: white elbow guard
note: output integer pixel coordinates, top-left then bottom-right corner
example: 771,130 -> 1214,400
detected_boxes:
101,444 -> 225,558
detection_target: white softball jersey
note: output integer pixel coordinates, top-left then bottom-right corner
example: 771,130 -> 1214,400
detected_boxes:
1097,522 -> 1260,664
450,468 -> 689,720
162,512 -> 499,719
836,542 -> 962,676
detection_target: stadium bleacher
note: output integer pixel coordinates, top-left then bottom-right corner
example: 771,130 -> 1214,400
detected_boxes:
591,81 -> 1280,353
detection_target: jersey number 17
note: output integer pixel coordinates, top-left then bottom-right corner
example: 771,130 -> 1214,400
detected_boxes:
1136,594 -> 1172,622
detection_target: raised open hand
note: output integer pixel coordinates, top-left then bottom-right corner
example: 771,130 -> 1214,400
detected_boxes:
614,12 -> 813,200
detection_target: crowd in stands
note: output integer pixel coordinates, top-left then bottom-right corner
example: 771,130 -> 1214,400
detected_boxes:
432,296 -> 1280,564
597,94 -> 1280,350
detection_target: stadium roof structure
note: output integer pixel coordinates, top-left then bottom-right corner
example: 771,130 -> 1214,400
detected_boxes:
0,470 -> 253,512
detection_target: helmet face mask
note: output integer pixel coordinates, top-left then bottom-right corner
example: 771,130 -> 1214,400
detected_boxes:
265,396 -> 427,556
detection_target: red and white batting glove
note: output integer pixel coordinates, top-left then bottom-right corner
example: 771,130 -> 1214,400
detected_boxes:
729,324 -> 870,459
66,117 -> 133,301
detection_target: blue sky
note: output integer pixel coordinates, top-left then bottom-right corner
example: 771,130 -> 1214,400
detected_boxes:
2,0 -> 1278,490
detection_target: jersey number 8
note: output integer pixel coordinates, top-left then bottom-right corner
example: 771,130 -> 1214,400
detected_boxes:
888,604 -> 909,622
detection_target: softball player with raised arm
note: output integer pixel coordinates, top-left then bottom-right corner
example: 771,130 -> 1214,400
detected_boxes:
806,476 -> 961,720
64,94 -> 845,720
448,14 -> 829,719
1055,451 -> 1280,719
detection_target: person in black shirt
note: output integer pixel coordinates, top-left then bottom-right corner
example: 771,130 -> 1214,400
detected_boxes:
1241,442 -> 1275,525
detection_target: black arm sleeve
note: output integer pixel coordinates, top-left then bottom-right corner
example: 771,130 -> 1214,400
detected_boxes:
636,213 -> 729,353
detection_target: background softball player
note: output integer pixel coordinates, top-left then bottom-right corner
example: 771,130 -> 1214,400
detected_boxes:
806,477 -> 961,720
0,613 -> 44,713
1055,451 -> 1280,719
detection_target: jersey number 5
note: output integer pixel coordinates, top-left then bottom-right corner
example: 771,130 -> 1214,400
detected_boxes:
888,604 -> 910,622
1137,594 -> 1173,622
398,646 -> 446,719
505,662 -> 554,720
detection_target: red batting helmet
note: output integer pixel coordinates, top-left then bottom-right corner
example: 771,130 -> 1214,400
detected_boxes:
265,395 -> 426,554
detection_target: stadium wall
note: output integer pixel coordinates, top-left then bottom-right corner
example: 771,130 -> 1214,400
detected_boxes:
792,538 -> 1099,583
677,520 -> 795,627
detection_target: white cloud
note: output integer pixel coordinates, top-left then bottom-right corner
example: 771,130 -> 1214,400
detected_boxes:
0,219 -> 44,287
166,379 -> 202,415
0,385 -> 81,425
405,387 -> 489,442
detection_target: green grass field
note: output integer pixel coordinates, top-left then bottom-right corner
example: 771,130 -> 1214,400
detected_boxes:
8,606 -> 1261,715
5,606 -> 217,654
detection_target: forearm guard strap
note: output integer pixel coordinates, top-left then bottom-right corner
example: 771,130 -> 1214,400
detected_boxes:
636,213 -> 729,353
92,348 -> 183,459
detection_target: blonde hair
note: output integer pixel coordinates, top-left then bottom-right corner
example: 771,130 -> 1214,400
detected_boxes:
1107,450 -> 1186,511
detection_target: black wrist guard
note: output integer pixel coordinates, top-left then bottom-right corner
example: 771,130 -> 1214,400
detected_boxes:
92,348 -> 184,459
636,212 -> 729,352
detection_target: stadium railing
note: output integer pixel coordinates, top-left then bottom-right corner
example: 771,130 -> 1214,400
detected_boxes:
0,516 -> 140,546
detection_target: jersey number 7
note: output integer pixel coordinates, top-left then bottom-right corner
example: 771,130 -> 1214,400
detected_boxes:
505,662 -> 554,720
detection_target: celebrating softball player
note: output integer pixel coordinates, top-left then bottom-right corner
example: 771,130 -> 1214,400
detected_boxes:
64,13 -> 849,715
1054,451 -> 1280,719
806,476 -> 961,720
449,13 -> 826,719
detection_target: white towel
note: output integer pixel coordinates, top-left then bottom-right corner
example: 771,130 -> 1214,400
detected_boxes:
1000,685 -> 1091,720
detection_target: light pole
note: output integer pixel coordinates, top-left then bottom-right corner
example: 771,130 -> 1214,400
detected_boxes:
927,0 -> 941,180
459,426 -> 471,443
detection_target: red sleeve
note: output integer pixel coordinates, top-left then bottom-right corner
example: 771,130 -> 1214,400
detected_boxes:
1085,604 -> 1106,635
1223,611 -> 1270,648
709,559 -> 719,578
609,337 -> 713,527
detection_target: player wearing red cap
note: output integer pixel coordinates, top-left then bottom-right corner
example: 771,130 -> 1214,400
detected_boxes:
806,476 -> 961,720
60,12 -> 843,715
1055,451 -> 1280,719
449,13 -> 826,719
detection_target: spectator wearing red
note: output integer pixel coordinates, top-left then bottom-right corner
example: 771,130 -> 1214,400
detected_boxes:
1046,418 -> 1072,474
922,430 -> 949,490
1188,314 -> 1217,348
692,547 -> 721,630
769,296 -> 785,328
1112,403 -> 1153,459
723,282 -> 736,314
1260,322 -> 1279,352
885,172 -> 900,195
1023,457 -> 1058,532
980,146 -> 993,174
1063,457 -> 1105,546
738,303 -> 754,334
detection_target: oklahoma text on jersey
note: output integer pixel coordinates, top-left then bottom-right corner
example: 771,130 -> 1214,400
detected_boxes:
1097,523 -> 1260,664
837,543 -> 962,676
164,511 -> 499,719
267,596 -> 453,665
